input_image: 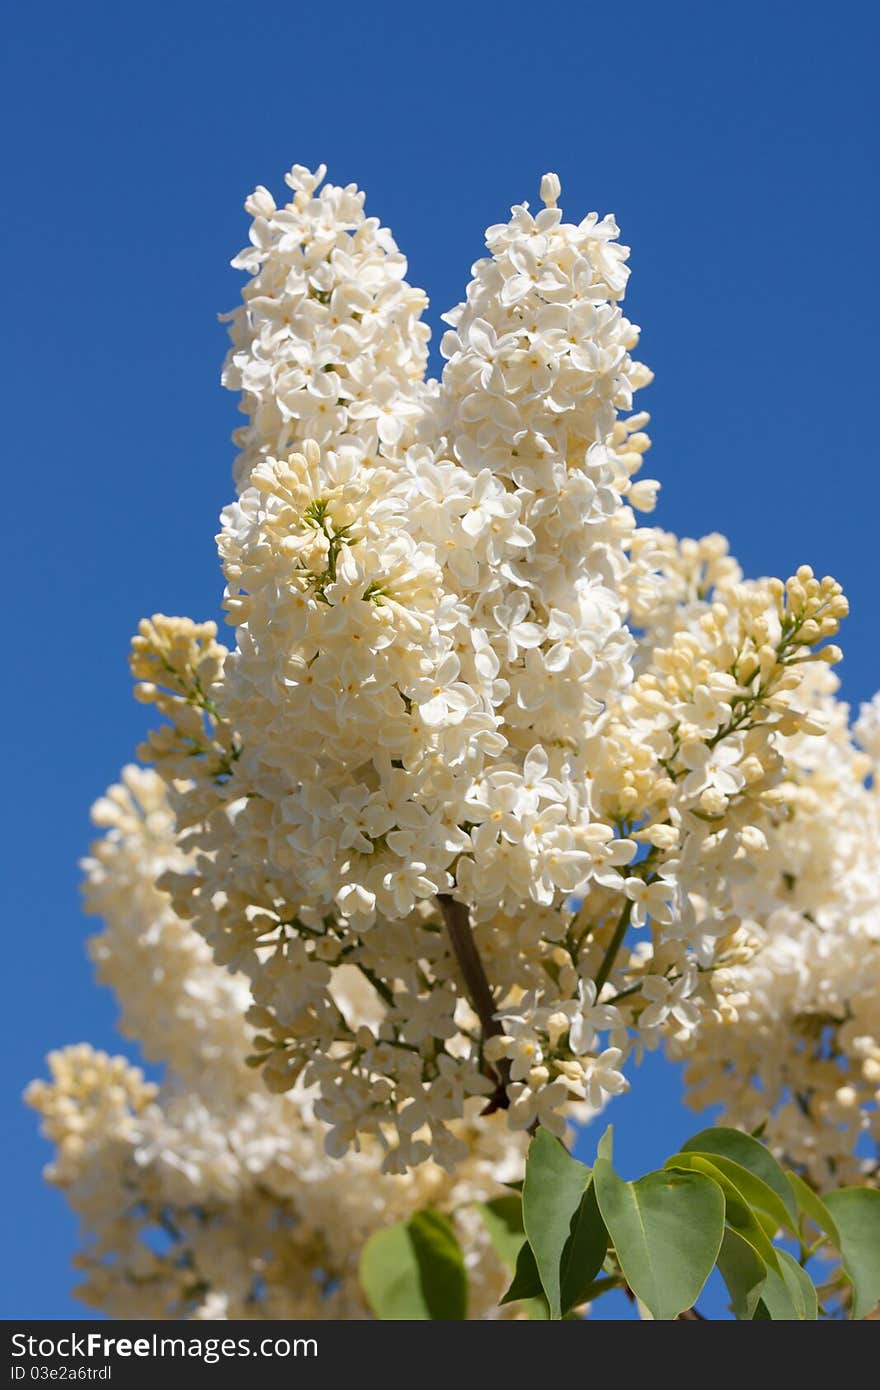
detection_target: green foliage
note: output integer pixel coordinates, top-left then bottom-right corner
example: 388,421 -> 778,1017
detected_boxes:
760,1250 -> 819,1320
593,1159 -> 724,1319
664,1153 -> 783,1272
786,1171 -> 840,1248
824,1188 -> 880,1320
498,1237 -> 540,1300
477,1195 -> 526,1271
559,1178 -> 608,1314
596,1123 -> 614,1162
360,1126 -> 880,1321
716,1227 -> 768,1319
677,1151 -> 793,1236
359,1208 -> 467,1320
408,1211 -> 469,1320
479,1195 -> 548,1318
521,1128 -> 594,1319
680,1126 -> 798,1226
360,1222 -> 429,1320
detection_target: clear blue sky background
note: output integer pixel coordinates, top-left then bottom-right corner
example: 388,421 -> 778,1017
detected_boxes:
3,1 -> 877,1320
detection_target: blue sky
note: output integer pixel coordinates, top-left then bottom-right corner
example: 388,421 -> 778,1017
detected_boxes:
3,1 -> 877,1320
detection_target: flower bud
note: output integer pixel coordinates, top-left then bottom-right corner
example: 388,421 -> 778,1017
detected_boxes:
540,172 -> 561,207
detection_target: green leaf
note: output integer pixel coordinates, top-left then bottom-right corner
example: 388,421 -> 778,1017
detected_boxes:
359,1210 -> 467,1320
786,1171 -> 841,1247
825,1188 -> 880,1319
522,1128 -> 591,1319
681,1126 -> 797,1226
758,1250 -> 818,1320
481,1199 -> 550,1319
778,1250 -> 819,1320
665,1154 -> 781,1273
360,1222 -> 431,1320
751,1205 -> 784,1240
593,1158 -> 725,1320
670,1149 -> 792,1232
597,1124 -> 614,1162
500,1239 -> 545,1304
560,1180 -> 609,1315
408,1210 -> 468,1320
477,1195 -> 524,1271
716,1227 -> 768,1320
699,1154 -> 793,1234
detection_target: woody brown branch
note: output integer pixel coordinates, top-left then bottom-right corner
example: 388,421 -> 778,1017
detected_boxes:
437,893 -> 511,1108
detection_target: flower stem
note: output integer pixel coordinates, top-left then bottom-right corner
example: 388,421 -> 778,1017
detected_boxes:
437,894 -> 503,1041
593,900 -> 633,994
353,960 -> 396,1009
437,893 -> 510,1106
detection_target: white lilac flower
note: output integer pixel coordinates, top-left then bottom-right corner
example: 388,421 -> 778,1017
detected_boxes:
28,773 -> 526,1319
107,165 -> 851,1179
